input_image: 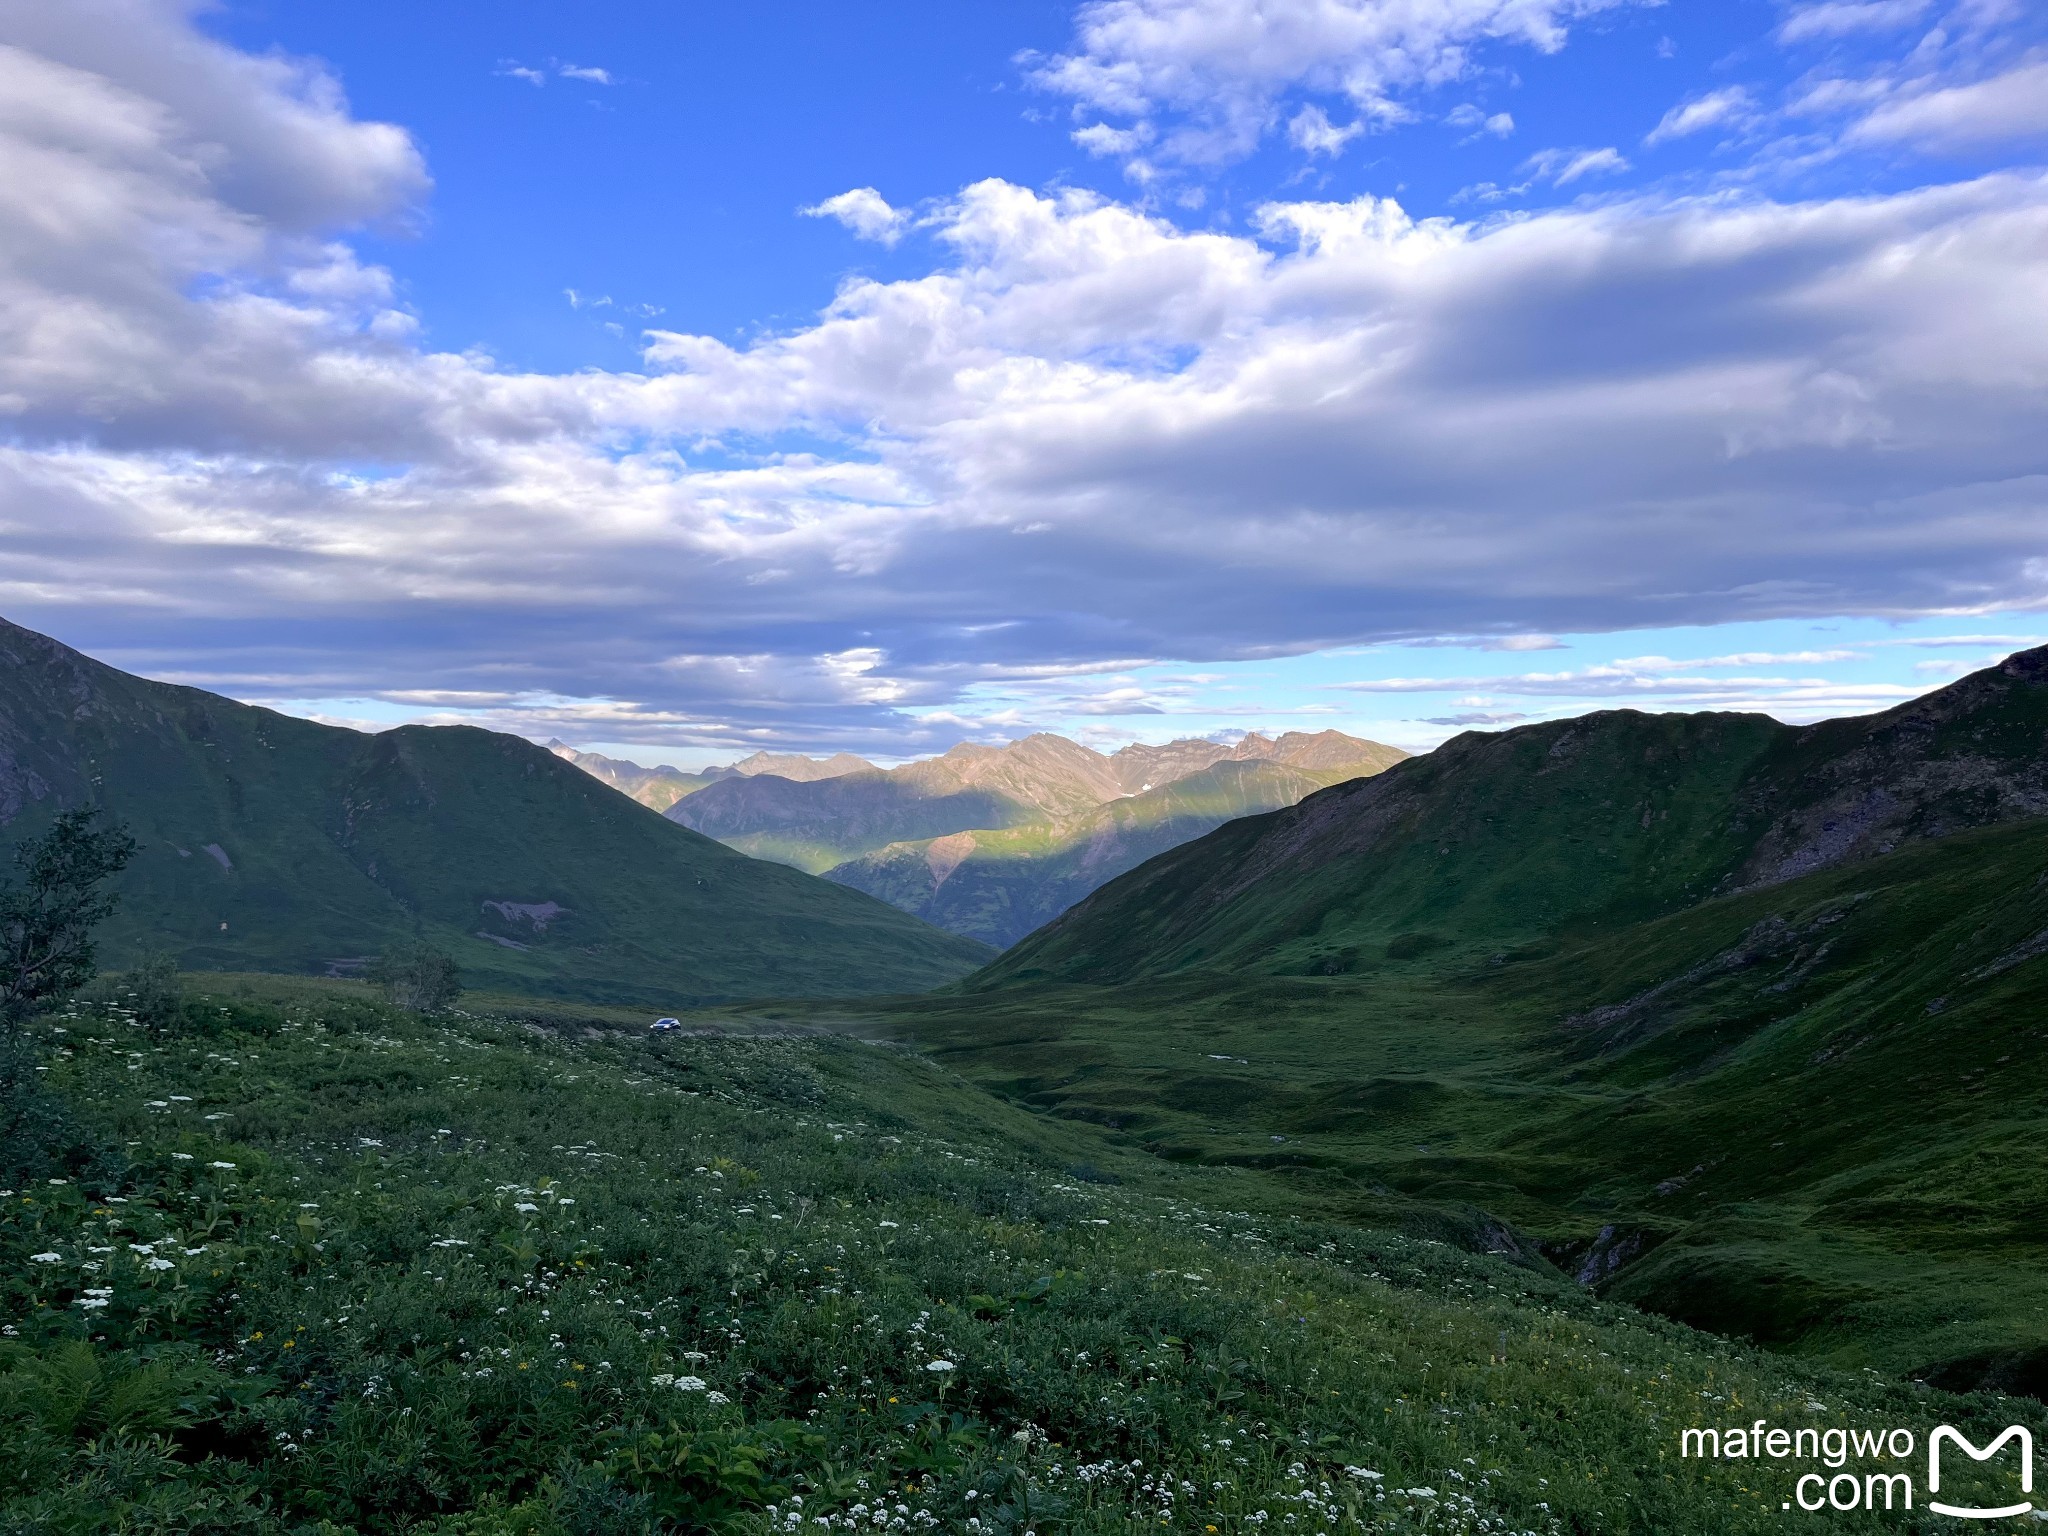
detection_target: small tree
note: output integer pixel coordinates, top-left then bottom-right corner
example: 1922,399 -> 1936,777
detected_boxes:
0,808 -> 135,1184
0,808 -> 137,1030
369,941 -> 462,1012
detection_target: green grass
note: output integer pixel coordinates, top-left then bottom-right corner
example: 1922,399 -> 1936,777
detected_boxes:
804,816 -> 2048,1393
8,973 -> 2037,1532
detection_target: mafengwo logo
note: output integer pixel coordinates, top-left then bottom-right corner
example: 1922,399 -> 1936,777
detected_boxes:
1680,1419 -> 2036,1517
1928,1426 -> 2031,1520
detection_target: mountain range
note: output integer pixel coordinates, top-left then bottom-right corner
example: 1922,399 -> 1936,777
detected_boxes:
0,619 -> 988,1005
843,646 -> 2048,1390
643,729 -> 1409,946
542,743 -> 877,812
15,606 -> 2048,1392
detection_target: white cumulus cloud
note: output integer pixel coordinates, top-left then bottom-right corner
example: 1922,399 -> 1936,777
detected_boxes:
802,187 -> 911,245
1779,0 -> 1931,43
1524,145 -> 1630,183
1287,104 -> 1365,155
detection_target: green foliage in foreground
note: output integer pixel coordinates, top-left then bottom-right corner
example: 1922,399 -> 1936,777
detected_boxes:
0,809 -> 137,1028
842,816 -> 2048,1392
3,977 -> 2041,1532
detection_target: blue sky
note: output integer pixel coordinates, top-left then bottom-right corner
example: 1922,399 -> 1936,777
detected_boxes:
197,0 -> 2030,375
2,0 -> 2046,766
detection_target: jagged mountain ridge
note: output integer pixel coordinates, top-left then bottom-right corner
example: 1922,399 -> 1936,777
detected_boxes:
650,727 -> 1409,945
0,619 -> 989,1004
830,752 -> 1405,948
543,743 -> 729,813
542,744 -> 880,813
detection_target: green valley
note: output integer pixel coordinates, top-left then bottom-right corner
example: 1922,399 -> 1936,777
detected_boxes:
783,649 -> 2048,1393
9,627 -> 2048,1532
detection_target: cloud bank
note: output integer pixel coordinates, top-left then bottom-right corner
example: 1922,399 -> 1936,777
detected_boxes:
2,0 -> 2047,752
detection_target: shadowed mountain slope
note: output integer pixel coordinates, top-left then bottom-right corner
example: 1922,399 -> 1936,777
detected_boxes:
544,744 -> 875,814
665,772 -> 1033,875
980,647 -> 2048,986
0,619 -> 989,1004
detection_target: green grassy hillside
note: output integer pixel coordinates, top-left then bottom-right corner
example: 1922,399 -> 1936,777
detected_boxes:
7,974 -> 2039,1532
0,619 -> 988,1005
795,650 -> 2048,1389
847,815 -> 2048,1389
981,647 -> 2048,987
974,711 -> 1776,983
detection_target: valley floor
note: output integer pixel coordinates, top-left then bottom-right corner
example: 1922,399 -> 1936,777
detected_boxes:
3,975 -> 2041,1532
793,818 -> 2048,1399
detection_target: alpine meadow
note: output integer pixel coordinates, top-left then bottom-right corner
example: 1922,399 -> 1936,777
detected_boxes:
6,1 -> 2048,1533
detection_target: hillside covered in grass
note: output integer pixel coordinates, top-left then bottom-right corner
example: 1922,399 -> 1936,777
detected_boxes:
6,975 -> 2039,1533
813,649 -> 2048,1393
975,647 -> 2048,988
0,619 -> 988,1005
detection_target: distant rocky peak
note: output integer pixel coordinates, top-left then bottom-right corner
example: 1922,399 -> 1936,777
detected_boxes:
729,751 -> 877,781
